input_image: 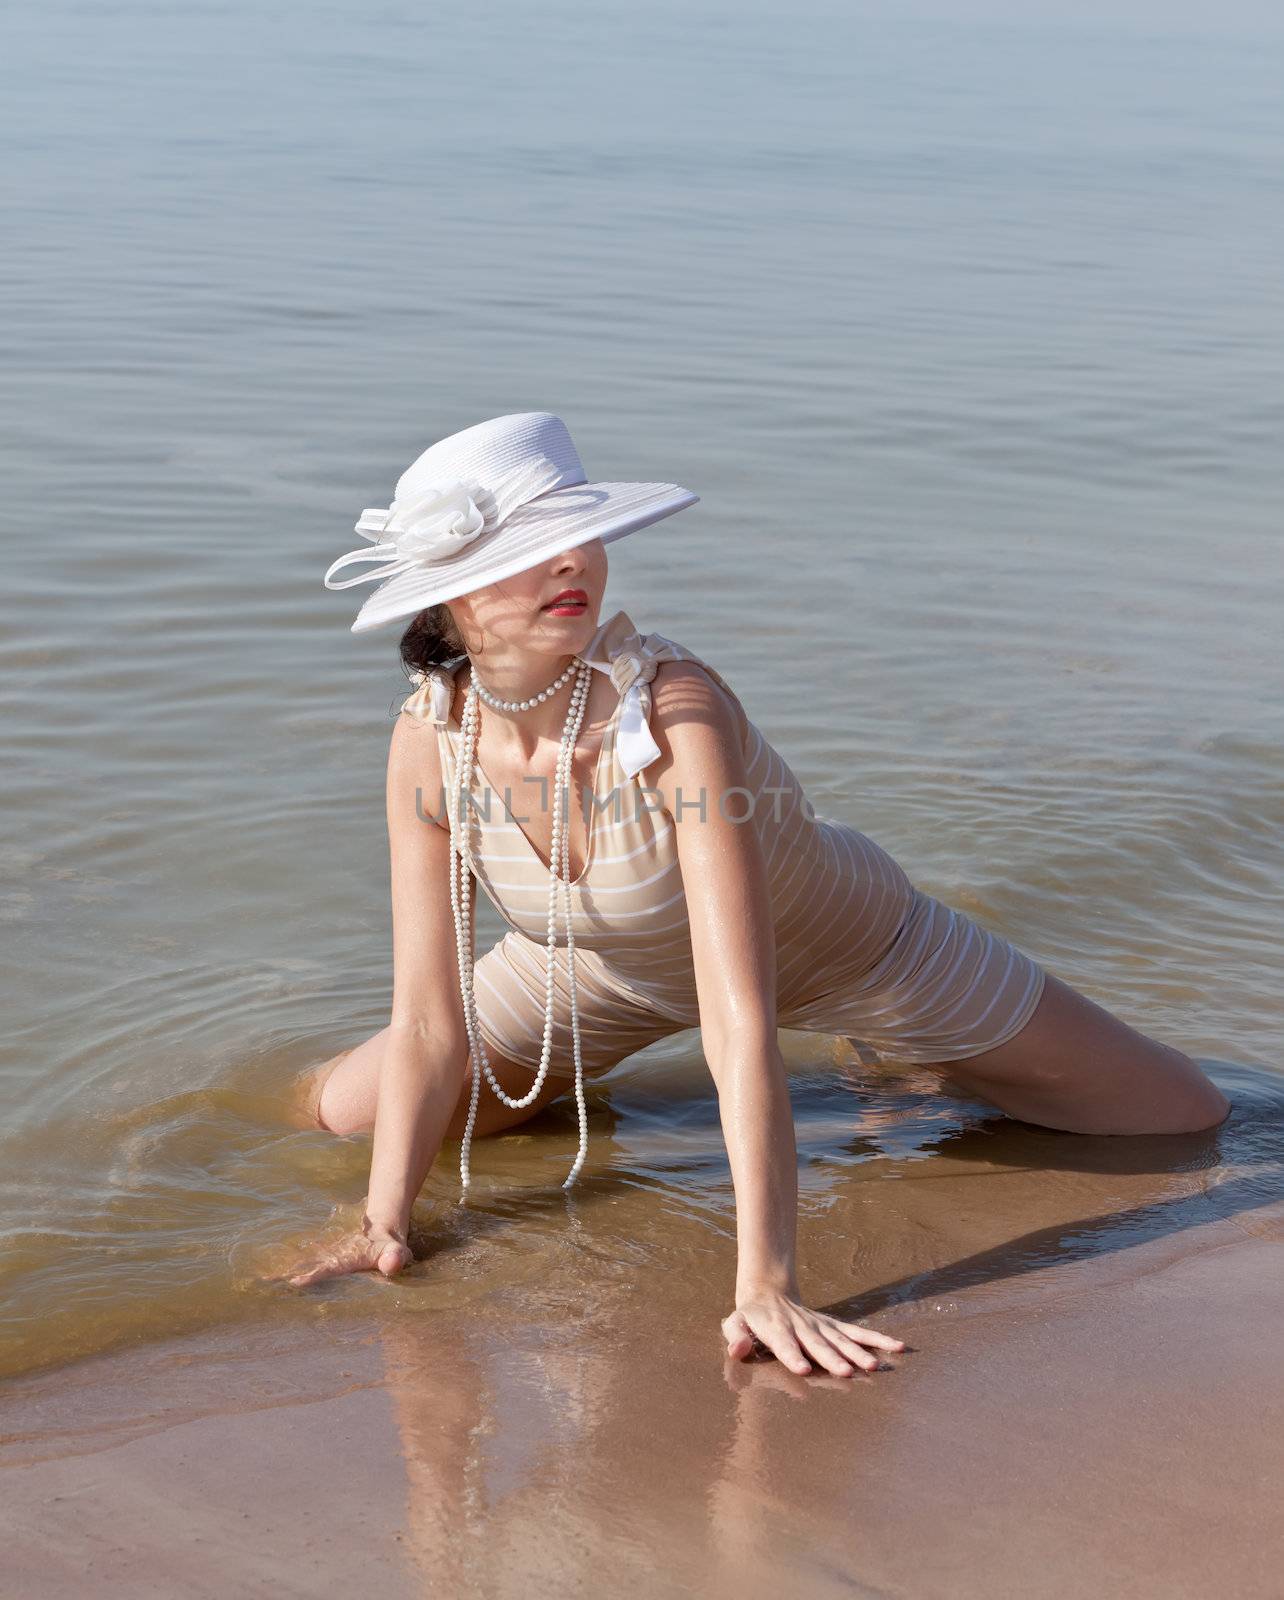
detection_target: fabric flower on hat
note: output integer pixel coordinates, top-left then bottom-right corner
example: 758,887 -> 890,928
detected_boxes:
380,479 -> 489,564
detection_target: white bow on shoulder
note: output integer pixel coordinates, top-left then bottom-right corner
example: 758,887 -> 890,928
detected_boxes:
401,609 -> 722,782
579,613 -> 665,780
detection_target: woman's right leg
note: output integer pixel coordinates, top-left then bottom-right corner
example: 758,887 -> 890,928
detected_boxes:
296,932 -> 688,1142
298,1030 -> 572,1139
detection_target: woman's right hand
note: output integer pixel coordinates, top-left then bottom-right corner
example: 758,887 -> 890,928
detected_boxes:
285,1213 -> 414,1287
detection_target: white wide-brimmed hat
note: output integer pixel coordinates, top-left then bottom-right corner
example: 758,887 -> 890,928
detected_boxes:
323,411 -> 699,634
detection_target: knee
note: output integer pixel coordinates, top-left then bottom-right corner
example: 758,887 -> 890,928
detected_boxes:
313,1042 -> 380,1137
286,1057 -> 344,1132
1151,1047 -> 1231,1134
1175,1073 -> 1231,1133
316,1031 -> 474,1138
314,1055 -> 364,1136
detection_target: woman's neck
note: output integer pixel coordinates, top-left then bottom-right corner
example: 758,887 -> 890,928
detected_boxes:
461,657 -> 596,766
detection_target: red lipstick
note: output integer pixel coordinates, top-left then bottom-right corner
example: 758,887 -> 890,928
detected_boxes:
542,588 -> 588,616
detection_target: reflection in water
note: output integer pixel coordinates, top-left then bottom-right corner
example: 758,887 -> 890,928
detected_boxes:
362,1058 -> 1282,1600
3,1028 -> 1281,1388
2,1037 -> 1281,1593
378,1277 -> 882,1597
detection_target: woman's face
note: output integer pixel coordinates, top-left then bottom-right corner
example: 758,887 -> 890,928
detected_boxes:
447,537 -> 608,659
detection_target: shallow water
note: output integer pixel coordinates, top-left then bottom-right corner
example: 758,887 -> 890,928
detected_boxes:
2,3 -> 1282,1388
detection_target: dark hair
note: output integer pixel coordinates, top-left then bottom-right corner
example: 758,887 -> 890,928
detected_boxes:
399,604 -> 466,681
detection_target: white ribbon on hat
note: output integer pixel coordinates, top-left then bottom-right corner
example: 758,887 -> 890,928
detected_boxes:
323,458 -> 561,591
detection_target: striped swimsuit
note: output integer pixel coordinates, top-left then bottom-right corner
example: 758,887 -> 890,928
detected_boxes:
400,609 -> 1047,1082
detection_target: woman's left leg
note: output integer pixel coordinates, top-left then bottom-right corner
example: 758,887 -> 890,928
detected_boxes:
921,969 -> 1230,1135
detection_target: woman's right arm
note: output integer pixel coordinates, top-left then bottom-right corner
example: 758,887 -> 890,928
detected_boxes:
289,709 -> 469,1285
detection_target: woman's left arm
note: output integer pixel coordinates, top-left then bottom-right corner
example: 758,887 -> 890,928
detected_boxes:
648,663 -> 905,1377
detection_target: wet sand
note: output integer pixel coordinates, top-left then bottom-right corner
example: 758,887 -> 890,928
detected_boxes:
4,1195 -> 1281,1600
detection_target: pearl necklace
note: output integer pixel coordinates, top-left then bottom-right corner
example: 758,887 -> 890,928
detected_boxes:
447,656 -> 594,1193
470,657 -> 580,713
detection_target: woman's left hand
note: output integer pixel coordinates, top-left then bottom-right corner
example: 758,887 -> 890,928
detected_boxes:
722,1290 -> 906,1376
274,1211 -> 414,1288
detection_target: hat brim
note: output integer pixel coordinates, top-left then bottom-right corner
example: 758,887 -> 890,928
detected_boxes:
346,480 -> 698,634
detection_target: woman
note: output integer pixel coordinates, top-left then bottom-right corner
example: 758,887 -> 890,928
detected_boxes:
289,411 -> 1229,1378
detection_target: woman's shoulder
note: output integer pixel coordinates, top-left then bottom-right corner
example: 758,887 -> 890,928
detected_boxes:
646,652 -> 752,776
390,659 -> 460,810
621,614 -> 740,702
645,630 -> 745,715
387,690 -> 450,838
650,652 -> 736,706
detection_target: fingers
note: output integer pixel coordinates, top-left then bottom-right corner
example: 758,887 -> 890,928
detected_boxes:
722,1303 -> 908,1378
286,1236 -> 401,1288
721,1310 -> 757,1361
287,1246 -> 373,1287
813,1326 -> 880,1374
829,1318 -> 906,1353
375,1242 -> 412,1278
287,1259 -> 349,1288
795,1323 -> 858,1376
813,1316 -> 907,1372
723,1306 -> 799,1370
723,1303 -> 821,1376
769,1327 -> 813,1377
742,1312 -> 812,1377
